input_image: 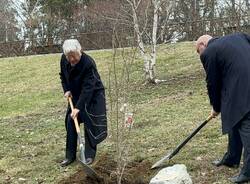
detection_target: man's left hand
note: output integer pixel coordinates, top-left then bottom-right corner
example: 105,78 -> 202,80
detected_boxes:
71,108 -> 80,120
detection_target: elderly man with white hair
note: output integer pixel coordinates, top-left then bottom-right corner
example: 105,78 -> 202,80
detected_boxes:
196,33 -> 250,183
59,39 -> 107,167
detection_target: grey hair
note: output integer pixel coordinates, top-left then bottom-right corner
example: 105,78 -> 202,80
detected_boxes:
62,39 -> 82,55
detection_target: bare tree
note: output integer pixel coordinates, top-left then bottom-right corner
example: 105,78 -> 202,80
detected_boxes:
125,0 -> 173,83
107,28 -> 136,184
0,0 -> 20,42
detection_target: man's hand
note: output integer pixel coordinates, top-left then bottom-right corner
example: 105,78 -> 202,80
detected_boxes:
211,108 -> 220,118
71,108 -> 80,120
64,91 -> 72,99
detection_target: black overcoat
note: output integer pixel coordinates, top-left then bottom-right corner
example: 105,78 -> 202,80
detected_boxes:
59,52 -> 107,146
200,33 -> 250,134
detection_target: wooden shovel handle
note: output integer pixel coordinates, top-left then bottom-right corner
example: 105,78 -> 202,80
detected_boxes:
68,97 -> 81,134
206,115 -> 214,122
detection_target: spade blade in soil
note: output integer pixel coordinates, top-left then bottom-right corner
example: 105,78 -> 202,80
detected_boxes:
151,116 -> 213,169
79,160 -> 100,179
151,152 -> 171,169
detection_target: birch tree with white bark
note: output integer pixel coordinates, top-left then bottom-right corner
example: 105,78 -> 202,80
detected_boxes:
126,0 -> 173,84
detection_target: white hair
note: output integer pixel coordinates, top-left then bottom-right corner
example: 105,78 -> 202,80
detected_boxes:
62,39 -> 82,55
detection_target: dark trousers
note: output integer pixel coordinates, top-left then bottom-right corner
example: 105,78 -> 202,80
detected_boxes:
65,114 -> 96,160
222,113 -> 250,176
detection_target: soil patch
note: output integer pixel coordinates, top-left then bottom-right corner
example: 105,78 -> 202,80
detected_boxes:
59,154 -> 153,184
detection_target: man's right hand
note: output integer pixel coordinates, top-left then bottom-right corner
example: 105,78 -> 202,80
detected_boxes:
64,91 -> 72,99
211,108 -> 220,118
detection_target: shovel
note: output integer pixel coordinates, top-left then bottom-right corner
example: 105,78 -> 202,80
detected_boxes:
68,96 -> 100,179
151,115 -> 213,169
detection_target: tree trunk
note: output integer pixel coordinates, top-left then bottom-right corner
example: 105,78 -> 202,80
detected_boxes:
127,0 -> 164,84
147,0 -> 160,83
129,0 -> 152,82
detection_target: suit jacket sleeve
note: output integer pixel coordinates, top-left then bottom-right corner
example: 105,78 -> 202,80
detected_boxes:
59,56 -> 70,93
243,33 -> 250,44
75,63 -> 96,111
200,50 -> 222,113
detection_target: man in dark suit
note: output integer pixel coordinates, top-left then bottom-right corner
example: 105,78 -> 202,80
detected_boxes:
196,33 -> 250,183
59,39 -> 107,167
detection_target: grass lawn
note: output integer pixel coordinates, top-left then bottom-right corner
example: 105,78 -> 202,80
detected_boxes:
0,42 -> 238,183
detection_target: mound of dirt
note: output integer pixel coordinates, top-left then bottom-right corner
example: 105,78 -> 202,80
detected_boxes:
59,154 -> 153,184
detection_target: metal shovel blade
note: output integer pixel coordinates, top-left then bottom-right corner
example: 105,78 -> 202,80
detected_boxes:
78,143 -> 99,179
79,143 -> 86,163
79,159 -> 100,179
151,152 -> 171,169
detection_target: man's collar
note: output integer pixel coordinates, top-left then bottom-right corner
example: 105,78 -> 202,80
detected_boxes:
208,37 -> 219,46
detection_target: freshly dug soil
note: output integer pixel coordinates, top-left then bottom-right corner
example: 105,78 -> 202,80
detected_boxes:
59,154 -> 153,184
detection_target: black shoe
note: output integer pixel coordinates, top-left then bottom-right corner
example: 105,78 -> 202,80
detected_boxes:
85,158 -> 94,165
212,159 -> 239,168
60,158 -> 75,167
229,174 -> 250,183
